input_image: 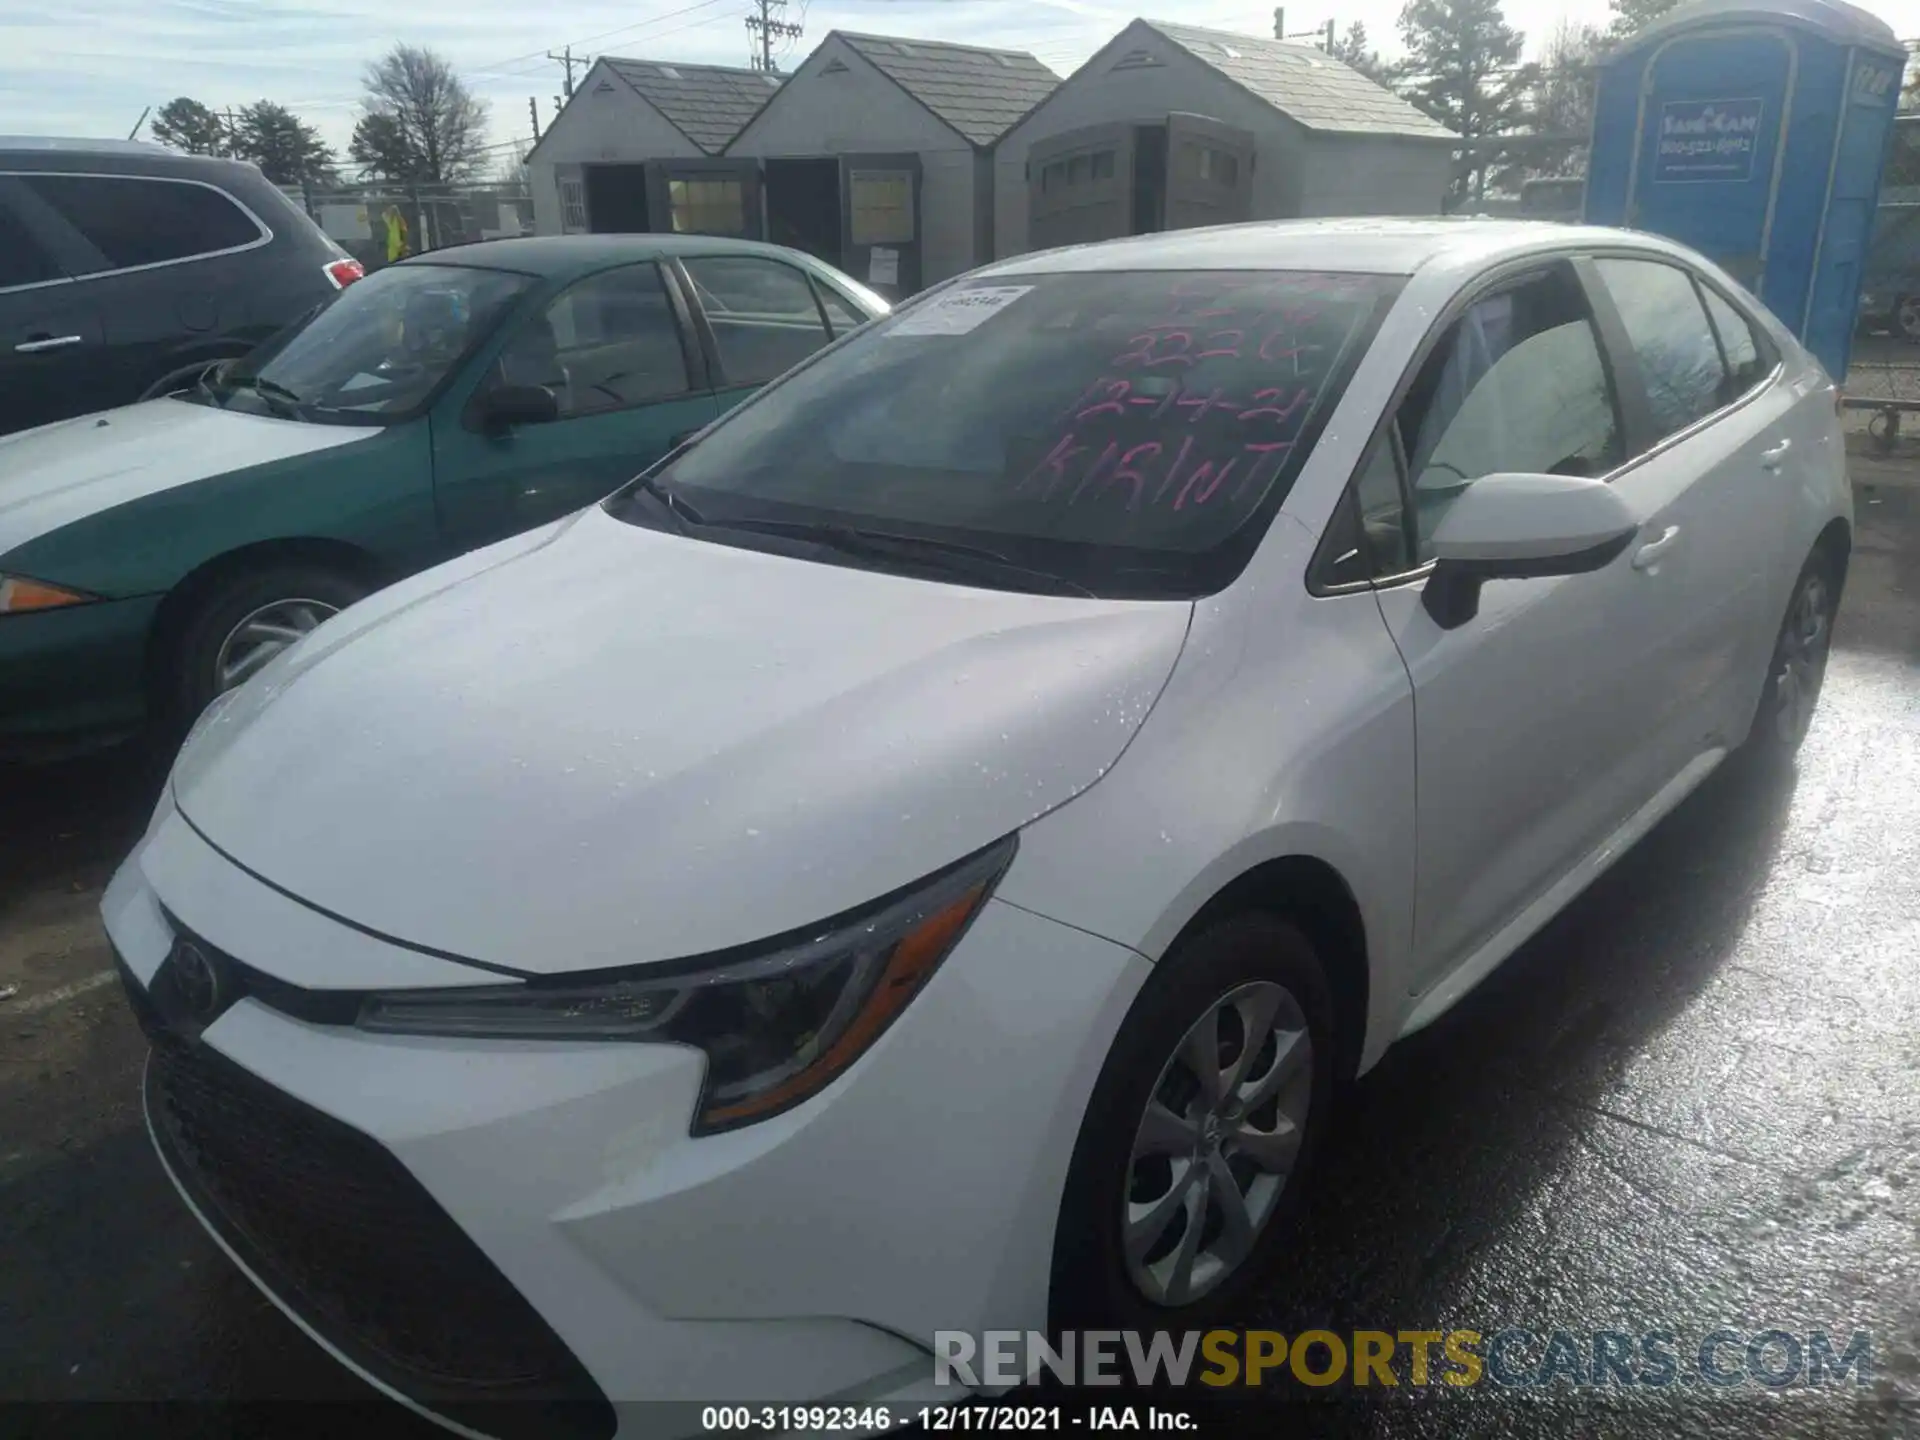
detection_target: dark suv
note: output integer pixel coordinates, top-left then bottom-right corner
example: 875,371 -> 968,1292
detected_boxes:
0,138 -> 361,438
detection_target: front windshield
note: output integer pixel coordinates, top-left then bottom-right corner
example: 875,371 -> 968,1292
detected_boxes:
216,264 -> 531,424
627,269 -> 1401,598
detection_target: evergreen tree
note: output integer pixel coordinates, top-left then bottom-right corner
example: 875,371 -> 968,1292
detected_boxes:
1397,0 -> 1537,203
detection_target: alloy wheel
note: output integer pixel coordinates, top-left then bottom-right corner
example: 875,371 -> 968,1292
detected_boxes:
1769,571 -> 1832,746
1123,980 -> 1312,1307
213,597 -> 339,693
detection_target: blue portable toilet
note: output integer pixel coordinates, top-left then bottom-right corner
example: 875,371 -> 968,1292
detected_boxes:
1585,0 -> 1906,379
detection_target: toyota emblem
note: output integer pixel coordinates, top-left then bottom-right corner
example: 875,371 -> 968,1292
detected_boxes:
170,939 -> 223,1019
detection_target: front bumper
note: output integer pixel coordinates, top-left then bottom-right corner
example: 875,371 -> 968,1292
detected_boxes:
0,594 -> 159,755
105,803 -> 1151,1437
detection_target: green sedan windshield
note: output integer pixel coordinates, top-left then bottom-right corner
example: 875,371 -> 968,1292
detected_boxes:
217,264 -> 531,425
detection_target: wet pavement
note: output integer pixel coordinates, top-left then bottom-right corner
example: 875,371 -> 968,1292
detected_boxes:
2,482 -> 1916,1437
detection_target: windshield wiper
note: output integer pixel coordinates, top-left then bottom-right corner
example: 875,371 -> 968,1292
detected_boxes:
221,374 -> 309,419
706,518 -> 1095,597
627,476 -> 707,534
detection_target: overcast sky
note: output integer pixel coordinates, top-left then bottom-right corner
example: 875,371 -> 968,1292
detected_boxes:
4,0 -> 1917,163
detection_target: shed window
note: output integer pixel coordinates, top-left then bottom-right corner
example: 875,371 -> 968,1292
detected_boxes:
1090,150 -> 1115,181
669,178 -> 747,236
1194,147 -> 1239,186
848,169 -> 914,245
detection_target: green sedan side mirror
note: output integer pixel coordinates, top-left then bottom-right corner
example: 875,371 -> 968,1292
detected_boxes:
479,385 -> 559,432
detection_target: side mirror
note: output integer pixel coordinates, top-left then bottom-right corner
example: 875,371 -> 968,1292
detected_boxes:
1422,472 -> 1641,630
478,384 -> 559,432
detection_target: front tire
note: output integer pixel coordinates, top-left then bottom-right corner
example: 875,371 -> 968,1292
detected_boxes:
166,565 -> 367,729
1050,914 -> 1336,1332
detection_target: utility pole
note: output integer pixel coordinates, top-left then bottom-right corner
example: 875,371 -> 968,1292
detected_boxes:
528,96 -> 542,141
1324,18 -> 1336,53
745,0 -> 803,73
1273,7 -> 1285,39
548,45 -> 584,99
224,107 -> 239,159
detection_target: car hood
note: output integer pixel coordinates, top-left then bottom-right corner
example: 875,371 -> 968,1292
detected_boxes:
171,506 -> 1191,975
0,399 -> 371,557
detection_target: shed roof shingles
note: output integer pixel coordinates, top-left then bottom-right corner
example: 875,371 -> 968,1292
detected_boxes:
1145,21 -> 1454,139
605,58 -> 782,154
837,32 -> 1058,146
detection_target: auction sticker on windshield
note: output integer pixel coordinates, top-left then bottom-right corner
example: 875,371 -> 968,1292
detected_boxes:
889,286 -> 1034,337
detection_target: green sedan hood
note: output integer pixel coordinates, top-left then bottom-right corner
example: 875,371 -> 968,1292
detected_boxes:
0,398 -> 375,560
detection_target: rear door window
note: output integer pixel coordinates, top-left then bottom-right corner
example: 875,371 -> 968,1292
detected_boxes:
1698,282 -> 1774,399
813,281 -> 869,336
684,255 -> 832,385
1593,257 -> 1729,441
19,174 -> 263,270
0,200 -> 63,289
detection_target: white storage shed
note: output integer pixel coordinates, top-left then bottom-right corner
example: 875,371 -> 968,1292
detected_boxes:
724,31 -> 1057,299
528,58 -> 781,239
995,20 -> 1456,257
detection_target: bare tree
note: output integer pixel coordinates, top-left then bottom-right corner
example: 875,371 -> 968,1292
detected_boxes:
1522,21 -> 1603,177
360,44 -> 489,183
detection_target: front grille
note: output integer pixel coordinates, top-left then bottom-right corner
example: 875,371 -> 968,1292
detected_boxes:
142,1005 -> 613,1439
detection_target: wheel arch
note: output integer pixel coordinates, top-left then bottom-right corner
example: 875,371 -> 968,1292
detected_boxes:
143,536 -> 389,699
1171,854 -> 1372,1085
1813,514 -> 1851,594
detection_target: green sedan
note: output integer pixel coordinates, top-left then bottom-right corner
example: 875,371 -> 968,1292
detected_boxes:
0,234 -> 886,757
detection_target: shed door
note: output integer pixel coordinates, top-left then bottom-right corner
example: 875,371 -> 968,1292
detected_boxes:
1627,30 -> 1794,297
840,155 -> 921,301
646,159 -> 765,240
552,163 -> 589,234
1029,124 -> 1134,251
1163,113 -> 1256,231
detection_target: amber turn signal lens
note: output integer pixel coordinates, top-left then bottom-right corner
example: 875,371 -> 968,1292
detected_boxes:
0,576 -> 94,615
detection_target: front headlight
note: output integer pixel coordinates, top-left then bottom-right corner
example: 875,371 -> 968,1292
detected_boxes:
357,835 -> 1016,1133
0,574 -> 96,616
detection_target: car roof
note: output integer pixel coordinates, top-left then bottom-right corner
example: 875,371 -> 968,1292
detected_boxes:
970,216 -> 1687,280
402,233 -> 835,280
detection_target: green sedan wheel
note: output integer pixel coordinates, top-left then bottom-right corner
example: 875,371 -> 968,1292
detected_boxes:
169,564 -> 369,727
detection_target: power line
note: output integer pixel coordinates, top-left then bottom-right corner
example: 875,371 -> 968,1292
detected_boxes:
463,0 -> 735,81
745,0 -> 804,73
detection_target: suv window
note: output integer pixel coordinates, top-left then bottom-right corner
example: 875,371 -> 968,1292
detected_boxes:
1594,258 -> 1728,441
492,263 -> 690,419
19,174 -> 262,270
684,256 -> 831,385
1698,283 -> 1773,399
1382,264 -> 1623,563
0,203 -> 61,289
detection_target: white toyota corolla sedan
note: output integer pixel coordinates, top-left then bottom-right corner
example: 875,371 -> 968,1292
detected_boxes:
106,219 -> 1848,1434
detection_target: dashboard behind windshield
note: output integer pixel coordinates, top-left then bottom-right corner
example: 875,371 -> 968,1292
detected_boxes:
626,268 -> 1402,599
219,264 -> 532,424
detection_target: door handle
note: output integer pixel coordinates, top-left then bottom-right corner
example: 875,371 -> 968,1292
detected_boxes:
14,334 -> 84,354
1632,524 -> 1681,571
1759,438 -> 1792,469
